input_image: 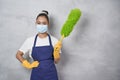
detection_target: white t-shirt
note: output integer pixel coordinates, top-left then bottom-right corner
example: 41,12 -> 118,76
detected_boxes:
19,34 -> 61,59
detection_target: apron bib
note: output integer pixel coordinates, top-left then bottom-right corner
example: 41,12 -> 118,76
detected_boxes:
30,34 -> 58,80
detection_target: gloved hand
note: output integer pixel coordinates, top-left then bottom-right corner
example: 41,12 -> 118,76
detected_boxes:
53,41 -> 62,59
22,60 -> 39,69
31,61 -> 39,68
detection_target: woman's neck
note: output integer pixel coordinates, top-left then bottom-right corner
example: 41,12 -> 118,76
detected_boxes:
38,32 -> 48,38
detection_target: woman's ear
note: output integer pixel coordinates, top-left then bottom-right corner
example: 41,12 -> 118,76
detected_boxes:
48,23 -> 50,27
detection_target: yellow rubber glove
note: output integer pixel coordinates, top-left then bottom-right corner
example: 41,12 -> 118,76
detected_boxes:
22,60 -> 32,69
53,41 -> 62,59
22,60 -> 39,69
31,61 -> 39,68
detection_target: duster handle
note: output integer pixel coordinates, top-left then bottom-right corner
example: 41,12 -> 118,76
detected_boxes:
59,35 -> 64,42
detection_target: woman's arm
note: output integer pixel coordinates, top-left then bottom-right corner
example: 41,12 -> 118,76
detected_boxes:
16,50 -> 39,69
53,40 -> 62,64
16,50 -> 25,63
54,53 -> 60,64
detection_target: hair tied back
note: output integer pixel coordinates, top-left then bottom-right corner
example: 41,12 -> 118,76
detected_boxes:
41,10 -> 49,15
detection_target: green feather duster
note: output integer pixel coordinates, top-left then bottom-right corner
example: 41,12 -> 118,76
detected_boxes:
60,8 -> 82,39
53,8 -> 82,55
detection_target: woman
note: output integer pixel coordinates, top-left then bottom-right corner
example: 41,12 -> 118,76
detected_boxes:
16,10 -> 62,80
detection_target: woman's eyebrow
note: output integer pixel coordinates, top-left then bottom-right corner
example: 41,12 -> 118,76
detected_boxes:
36,20 -> 40,23
36,20 -> 46,23
37,21 -> 46,23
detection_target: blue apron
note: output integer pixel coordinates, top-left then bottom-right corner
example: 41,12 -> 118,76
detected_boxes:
30,34 -> 58,80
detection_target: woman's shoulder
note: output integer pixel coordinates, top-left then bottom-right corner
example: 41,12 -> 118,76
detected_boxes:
25,36 -> 36,42
50,35 -> 58,40
50,35 -> 59,42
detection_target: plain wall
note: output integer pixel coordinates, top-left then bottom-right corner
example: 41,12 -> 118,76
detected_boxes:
0,0 -> 120,80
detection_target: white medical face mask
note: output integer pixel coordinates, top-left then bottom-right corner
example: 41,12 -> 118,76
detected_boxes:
36,24 -> 48,33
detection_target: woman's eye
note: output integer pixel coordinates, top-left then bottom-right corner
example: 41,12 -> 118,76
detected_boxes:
37,22 -> 47,25
43,22 -> 47,25
37,22 -> 41,24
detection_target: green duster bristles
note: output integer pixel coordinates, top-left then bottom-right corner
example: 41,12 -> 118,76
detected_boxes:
60,8 -> 82,38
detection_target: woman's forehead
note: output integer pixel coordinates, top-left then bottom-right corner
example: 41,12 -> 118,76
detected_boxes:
36,16 -> 47,21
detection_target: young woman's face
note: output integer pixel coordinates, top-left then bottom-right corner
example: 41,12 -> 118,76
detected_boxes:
36,16 -> 49,25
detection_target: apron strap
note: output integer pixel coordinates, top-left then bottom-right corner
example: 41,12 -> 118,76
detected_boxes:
33,34 -> 38,47
48,34 -> 53,47
33,33 -> 53,47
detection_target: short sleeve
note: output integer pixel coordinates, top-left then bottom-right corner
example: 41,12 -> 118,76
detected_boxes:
19,39 -> 30,55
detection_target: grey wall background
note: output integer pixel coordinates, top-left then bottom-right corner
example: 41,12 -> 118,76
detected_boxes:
0,0 -> 120,80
